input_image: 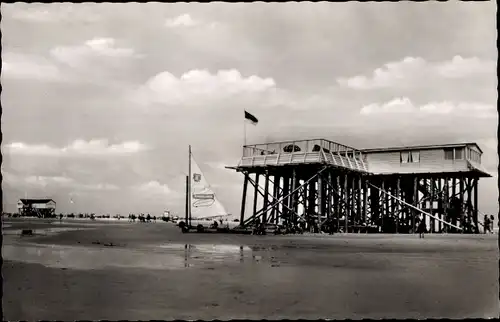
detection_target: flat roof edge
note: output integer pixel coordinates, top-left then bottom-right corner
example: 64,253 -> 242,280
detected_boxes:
362,142 -> 483,154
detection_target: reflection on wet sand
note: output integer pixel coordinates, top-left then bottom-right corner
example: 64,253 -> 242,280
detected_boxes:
3,227 -> 93,236
3,242 -> 257,271
180,244 -> 253,268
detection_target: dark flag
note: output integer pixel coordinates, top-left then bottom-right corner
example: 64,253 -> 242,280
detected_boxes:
244,110 -> 258,125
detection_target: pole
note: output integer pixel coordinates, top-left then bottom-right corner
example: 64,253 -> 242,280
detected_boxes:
185,175 -> 189,225
188,145 -> 192,227
244,118 -> 247,147
23,191 -> 27,217
240,173 -> 249,224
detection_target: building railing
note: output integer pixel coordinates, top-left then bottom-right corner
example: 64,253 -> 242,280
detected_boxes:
242,139 -> 364,160
238,149 -> 369,173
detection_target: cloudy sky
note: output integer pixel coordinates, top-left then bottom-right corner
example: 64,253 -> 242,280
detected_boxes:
1,2 -> 497,217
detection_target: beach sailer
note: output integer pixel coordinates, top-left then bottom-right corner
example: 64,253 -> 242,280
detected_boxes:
179,145 -> 239,233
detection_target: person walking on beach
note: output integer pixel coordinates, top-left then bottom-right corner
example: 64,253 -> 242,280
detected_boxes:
483,215 -> 490,234
298,216 -> 306,232
417,216 -> 427,238
252,217 -> 261,235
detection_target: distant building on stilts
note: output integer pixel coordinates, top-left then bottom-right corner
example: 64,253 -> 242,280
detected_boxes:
17,198 -> 57,218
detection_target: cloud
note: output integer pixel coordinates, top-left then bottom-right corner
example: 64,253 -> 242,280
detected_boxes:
80,183 -> 120,191
50,37 -> 138,69
165,13 -> 220,30
165,14 -> 199,28
1,53 -> 65,82
131,69 -> 276,106
3,139 -> 149,157
10,8 -> 62,22
3,143 -> 62,156
361,97 -> 414,115
337,56 -> 496,90
435,55 -> 495,78
7,4 -> 100,23
84,38 -> 135,57
24,175 -> 74,188
205,161 -> 232,170
135,181 -> 176,197
2,172 -> 119,191
361,97 -> 496,118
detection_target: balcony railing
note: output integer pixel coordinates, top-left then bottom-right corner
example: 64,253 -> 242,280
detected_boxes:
238,139 -> 368,173
242,138 -> 363,160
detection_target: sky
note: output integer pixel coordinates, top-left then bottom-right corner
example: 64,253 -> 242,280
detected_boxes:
1,2 -> 498,218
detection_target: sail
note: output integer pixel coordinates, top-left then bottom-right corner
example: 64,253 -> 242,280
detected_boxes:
190,153 -> 230,220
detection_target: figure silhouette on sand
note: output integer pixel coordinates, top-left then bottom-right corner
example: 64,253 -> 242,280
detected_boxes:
416,216 -> 427,238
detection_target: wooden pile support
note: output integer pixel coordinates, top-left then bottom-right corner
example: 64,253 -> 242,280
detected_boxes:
236,164 -> 482,234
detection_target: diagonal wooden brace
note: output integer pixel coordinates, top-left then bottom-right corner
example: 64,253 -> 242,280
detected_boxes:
243,166 -> 328,226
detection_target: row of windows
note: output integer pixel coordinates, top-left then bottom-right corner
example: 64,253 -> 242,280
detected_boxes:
400,151 -> 420,163
468,148 -> 481,163
444,147 -> 482,163
444,148 -> 463,160
400,147 -> 482,164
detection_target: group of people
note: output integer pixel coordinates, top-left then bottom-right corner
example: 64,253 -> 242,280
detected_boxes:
209,218 -> 229,229
483,214 -> 495,234
128,214 -> 157,223
414,214 -> 497,237
249,216 -> 335,235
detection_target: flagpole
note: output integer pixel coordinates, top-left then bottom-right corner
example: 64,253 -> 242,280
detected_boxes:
244,109 -> 258,151
188,145 -> 192,227
24,191 -> 28,218
244,115 -> 247,147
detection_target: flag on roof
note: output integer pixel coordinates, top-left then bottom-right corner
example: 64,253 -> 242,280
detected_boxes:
244,110 -> 258,125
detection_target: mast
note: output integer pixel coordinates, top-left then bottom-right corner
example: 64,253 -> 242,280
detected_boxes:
185,175 -> 189,226
188,145 -> 192,226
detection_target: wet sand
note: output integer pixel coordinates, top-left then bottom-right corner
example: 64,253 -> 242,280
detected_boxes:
2,219 -> 499,320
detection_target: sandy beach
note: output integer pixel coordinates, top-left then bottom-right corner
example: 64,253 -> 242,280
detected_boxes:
2,218 -> 499,320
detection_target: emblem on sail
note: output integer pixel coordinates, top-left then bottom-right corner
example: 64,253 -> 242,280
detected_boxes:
190,156 -> 216,207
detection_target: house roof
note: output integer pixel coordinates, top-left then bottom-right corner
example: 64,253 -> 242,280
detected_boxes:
361,142 -> 483,154
19,198 -> 56,205
466,160 -> 492,178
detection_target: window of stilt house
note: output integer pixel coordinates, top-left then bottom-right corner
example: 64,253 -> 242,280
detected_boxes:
470,149 -> 481,163
411,151 -> 420,163
400,151 -> 409,163
444,147 -> 466,161
400,151 -> 420,163
444,148 -> 454,160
